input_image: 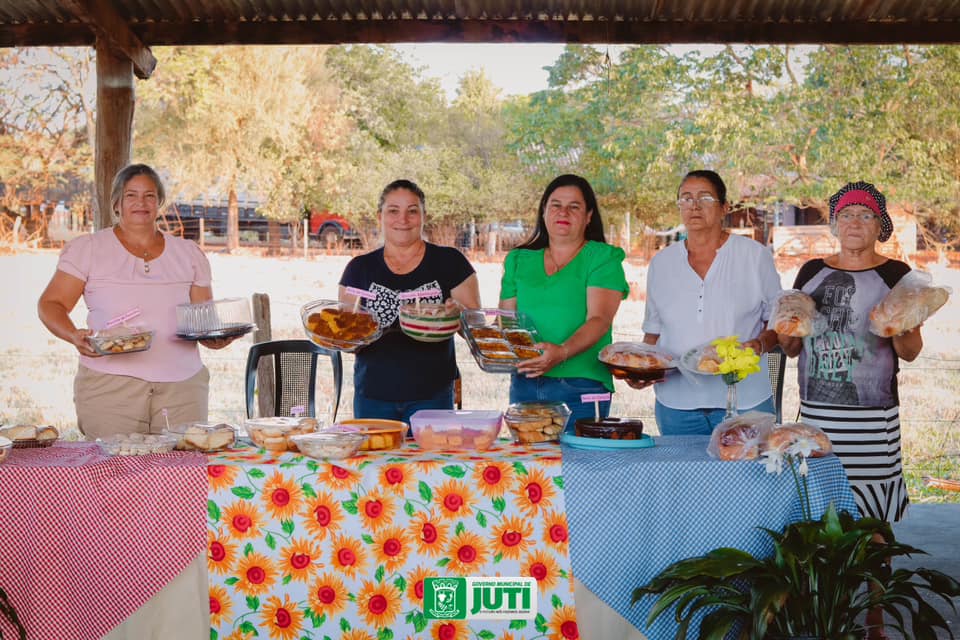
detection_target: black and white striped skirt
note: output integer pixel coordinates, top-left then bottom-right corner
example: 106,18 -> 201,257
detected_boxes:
799,400 -> 909,523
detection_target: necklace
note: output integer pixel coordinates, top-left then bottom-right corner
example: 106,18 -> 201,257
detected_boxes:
116,226 -> 160,273
384,242 -> 425,274
545,240 -> 586,274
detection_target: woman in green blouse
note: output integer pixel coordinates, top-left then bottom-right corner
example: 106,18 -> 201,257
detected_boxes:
499,174 -> 630,423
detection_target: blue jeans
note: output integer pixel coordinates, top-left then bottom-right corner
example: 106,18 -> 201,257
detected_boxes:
353,382 -> 455,425
509,375 -> 611,428
654,397 -> 776,436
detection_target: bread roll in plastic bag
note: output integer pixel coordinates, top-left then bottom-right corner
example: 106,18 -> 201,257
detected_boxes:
764,422 -> 832,457
770,290 -> 816,337
869,270 -> 950,337
707,412 -> 776,461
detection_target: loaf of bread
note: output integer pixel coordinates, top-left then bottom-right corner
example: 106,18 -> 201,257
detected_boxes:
765,423 -> 832,457
707,412 -> 776,461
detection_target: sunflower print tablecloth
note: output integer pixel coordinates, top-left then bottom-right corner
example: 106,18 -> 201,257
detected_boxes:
205,442 -> 579,640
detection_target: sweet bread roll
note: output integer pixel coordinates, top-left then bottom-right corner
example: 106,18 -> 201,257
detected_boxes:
1,425 -> 37,440
765,423 -> 832,457
717,424 -> 761,460
37,426 -> 59,441
772,291 -> 816,337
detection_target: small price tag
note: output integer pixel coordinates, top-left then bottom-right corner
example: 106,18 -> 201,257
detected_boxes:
580,393 -> 611,403
345,287 -> 378,300
398,288 -> 441,301
290,405 -> 305,418
105,307 -> 141,329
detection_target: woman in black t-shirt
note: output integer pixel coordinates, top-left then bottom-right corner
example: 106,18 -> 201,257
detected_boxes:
339,179 -> 481,422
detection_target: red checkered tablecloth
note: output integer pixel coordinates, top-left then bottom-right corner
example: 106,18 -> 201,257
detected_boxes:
0,442 -> 208,640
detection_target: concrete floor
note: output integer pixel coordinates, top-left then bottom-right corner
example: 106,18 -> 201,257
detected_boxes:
886,503 -> 960,639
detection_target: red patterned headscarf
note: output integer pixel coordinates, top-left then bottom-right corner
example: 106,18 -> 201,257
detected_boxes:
828,181 -> 893,242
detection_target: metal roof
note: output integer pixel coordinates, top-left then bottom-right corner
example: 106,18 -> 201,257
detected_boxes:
2,1 -> 960,51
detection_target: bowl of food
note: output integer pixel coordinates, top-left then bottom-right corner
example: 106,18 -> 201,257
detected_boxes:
330,419 -> 407,451
409,409 -> 502,450
88,326 -> 154,355
290,431 -> 368,460
598,342 -> 676,382
166,422 -> 237,452
0,436 -> 11,463
503,402 -> 571,444
0,424 -> 59,448
301,299 -> 382,352
245,417 -> 318,452
574,417 -> 645,440
398,303 -> 460,342
97,432 -> 179,456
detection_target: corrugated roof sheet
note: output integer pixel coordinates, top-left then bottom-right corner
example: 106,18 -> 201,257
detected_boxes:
1,0 -> 959,47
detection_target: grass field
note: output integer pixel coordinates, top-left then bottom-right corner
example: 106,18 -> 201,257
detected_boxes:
3,246 -> 958,502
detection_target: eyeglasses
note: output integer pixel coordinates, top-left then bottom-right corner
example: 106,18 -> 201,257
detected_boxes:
677,195 -> 720,209
836,212 -> 878,223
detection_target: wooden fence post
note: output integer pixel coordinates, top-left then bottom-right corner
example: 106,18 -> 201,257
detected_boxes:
252,293 -> 274,417
199,217 -> 205,250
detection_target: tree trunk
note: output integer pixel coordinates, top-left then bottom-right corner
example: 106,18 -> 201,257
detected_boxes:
227,186 -> 240,251
94,39 -> 135,230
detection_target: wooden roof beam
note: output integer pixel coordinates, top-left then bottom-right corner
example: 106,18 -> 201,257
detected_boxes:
60,0 -> 157,79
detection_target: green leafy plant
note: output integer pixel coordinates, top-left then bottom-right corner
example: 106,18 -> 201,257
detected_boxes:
0,585 -> 26,640
633,449 -> 960,639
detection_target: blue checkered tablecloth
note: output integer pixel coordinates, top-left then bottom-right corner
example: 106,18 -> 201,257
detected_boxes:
561,435 -> 859,640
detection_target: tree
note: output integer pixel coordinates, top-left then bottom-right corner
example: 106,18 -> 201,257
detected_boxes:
0,48 -> 95,216
135,46 -> 342,249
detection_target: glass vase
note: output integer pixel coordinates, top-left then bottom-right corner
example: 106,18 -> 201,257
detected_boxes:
724,383 -> 738,421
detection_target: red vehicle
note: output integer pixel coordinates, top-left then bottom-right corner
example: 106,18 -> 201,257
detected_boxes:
308,210 -> 362,247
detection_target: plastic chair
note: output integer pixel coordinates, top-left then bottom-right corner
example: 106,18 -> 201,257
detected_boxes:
766,346 -> 786,423
245,340 -> 342,422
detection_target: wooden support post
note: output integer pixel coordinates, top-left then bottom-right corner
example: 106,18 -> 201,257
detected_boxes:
94,38 -> 134,230
252,293 -> 274,417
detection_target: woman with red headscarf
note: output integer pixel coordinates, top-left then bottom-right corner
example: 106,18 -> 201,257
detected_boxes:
777,181 -> 922,639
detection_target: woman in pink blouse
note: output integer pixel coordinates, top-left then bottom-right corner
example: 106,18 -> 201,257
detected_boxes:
38,164 -> 236,438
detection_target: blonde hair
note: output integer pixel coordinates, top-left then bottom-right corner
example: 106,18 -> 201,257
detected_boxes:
110,164 -> 166,217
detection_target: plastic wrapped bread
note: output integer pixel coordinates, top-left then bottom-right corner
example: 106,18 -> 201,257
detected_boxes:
771,290 -> 816,337
869,271 -> 950,337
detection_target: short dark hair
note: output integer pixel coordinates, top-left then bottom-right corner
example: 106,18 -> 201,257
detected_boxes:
517,174 -> 606,250
678,169 -> 727,204
378,179 -> 426,214
110,164 -> 166,215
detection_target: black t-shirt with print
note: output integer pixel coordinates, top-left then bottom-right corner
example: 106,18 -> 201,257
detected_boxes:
339,243 -> 475,401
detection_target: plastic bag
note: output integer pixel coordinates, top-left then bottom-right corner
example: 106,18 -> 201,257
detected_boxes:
707,412 -> 776,461
764,422 -> 832,458
770,290 -> 816,337
869,270 -> 951,337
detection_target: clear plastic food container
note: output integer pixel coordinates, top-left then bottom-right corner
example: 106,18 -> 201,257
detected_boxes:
97,433 -> 178,456
330,419 -> 407,451
301,299 -> 382,352
503,402 -> 572,444
166,422 -> 237,452
290,431 -> 367,460
175,298 -> 255,340
409,409 -> 502,450
245,417 -> 318,452
0,436 -> 11,463
88,326 -> 154,355
398,303 -> 460,343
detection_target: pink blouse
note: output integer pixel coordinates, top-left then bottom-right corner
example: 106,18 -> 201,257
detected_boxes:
57,228 -> 213,382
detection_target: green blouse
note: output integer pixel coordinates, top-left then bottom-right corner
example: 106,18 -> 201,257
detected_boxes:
500,241 -> 630,390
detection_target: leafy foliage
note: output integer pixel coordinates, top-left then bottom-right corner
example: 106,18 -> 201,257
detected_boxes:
633,505 -> 960,639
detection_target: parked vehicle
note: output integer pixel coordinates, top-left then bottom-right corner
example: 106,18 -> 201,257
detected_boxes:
308,210 -> 362,247
162,201 -> 273,241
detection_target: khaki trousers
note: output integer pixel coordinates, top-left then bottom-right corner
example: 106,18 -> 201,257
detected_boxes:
75,365 -> 210,438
